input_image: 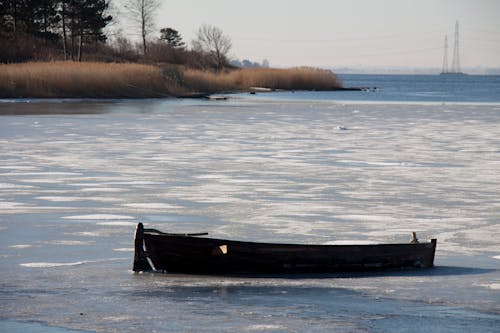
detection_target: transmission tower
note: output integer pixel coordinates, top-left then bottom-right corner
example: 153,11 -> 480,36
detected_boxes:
451,21 -> 461,73
441,35 -> 448,73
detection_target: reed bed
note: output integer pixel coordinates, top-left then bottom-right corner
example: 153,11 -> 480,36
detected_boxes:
0,61 -> 169,98
0,62 -> 342,98
181,67 -> 342,93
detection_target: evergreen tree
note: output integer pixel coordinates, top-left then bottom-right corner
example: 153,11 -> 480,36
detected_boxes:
0,0 -> 112,61
63,0 -> 112,60
29,0 -> 60,42
1,0 -> 59,41
159,27 -> 185,49
1,0 -> 24,35
0,1 -> 6,33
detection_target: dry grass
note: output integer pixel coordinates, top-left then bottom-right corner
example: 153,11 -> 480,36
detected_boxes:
0,61 -> 169,98
181,67 -> 342,93
0,62 -> 342,98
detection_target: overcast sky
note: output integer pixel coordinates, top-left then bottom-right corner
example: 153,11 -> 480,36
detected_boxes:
125,0 -> 500,69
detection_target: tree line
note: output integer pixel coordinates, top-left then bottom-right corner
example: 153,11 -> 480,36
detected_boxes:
1,0 -> 111,61
0,0 -> 252,70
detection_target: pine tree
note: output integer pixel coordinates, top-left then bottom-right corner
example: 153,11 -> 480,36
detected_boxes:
63,0 -> 112,60
159,27 -> 185,49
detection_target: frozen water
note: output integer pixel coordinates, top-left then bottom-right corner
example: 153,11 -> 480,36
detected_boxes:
62,215 -> 136,220
1,96 -> 499,332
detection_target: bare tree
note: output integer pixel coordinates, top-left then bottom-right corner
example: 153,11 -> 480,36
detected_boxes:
192,24 -> 232,70
124,0 -> 159,54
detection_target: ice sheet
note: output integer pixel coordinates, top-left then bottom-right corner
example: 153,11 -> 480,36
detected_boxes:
1,100 -> 499,332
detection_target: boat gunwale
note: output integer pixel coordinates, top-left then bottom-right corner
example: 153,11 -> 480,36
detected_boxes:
143,228 -> 437,249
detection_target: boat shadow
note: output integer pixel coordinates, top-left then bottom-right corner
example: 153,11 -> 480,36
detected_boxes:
130,266 -> 498,302
230,266 -> 496,279
140,265 -> 496,279
238,266 -> 497,279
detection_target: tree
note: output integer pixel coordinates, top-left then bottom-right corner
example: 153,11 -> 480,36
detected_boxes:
0,0 -> 113,62
1,0 -> 21,36
78,0 -> 112,60
124,0 -> 159,55
192,24 -> 232,70
30,0 -> 60,42
62,0 -> 112,61
59,0 -> 68,59
159,27 -> 184,49
0,0 -> 60,41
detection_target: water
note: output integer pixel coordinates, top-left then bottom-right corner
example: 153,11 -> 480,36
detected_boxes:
1,75 -> 499,332
241,74 -> 500,104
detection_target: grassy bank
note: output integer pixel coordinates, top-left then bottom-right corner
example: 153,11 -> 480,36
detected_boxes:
180,67 -> 341,93
0,62 -> 168,98
0,62 -> 342,98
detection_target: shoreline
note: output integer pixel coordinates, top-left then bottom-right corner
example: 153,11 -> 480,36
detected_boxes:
1,95 -> 499,113
0,62 -> 343,99
0,87 -> 369,101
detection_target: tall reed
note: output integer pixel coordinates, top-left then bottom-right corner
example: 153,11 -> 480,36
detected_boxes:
0,61 -> 168,98
180,67 -> 341,93
0,62 -> 342,98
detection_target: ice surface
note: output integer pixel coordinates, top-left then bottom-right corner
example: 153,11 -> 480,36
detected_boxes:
113,248 -> 133,252
35,196 -> 88,202
62,214 -> 136,220
96,221 -> 138,226
20,261 -> 93,268
480,283 -> 500,290
121,203 -> 182,209
9,244 -> 33,249
1,99 -> 499,332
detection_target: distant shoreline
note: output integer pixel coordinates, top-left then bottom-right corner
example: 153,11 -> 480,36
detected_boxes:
0,62 -> 343,99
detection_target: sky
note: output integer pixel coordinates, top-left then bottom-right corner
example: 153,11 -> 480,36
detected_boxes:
121,0 -> 500,71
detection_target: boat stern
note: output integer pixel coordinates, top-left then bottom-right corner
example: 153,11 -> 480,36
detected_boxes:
133,223 -> 153,272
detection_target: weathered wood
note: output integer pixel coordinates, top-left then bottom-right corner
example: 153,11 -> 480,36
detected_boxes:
132,223 -> 153,272
133,224 -> 437,274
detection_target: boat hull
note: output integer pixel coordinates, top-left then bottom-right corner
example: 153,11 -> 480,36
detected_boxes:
133,224 -> 436,274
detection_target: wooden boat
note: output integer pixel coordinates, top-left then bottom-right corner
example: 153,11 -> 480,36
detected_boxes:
133,223 -> 436,274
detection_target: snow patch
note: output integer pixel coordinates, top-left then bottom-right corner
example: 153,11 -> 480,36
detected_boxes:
96,221 -> 137,226
44,240 -> 95,246
0,183 -> 35,189
480,283 -> 500,290
63,214 -> 135,220
334,215 -> 399,222
245,324 -> 286,331
20,258 -> 127,268
21,261 -> 91,268
9,244 -> 33,249
0,201 -> 31,209
36,196 -> 86,202
113,248 -> 133,252
0,166 -> 38,170
80,188 -> 126,192
3,171 -> 81,176
121,203 -> 182,209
